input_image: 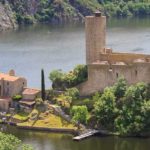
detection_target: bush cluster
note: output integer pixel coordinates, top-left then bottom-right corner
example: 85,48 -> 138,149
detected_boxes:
93,77 -> 150,136
49,65 -> 88,90
12,95 -> 22,101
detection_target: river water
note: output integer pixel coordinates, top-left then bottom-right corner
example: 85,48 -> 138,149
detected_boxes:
0,124 -> 150,150
0,17 -> 150,149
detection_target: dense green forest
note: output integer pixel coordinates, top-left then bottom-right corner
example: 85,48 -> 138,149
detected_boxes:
1,0 -> 150,25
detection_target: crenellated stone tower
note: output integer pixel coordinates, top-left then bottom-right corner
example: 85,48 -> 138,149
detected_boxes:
78,11 -> 150,96
85,11 -> 106,64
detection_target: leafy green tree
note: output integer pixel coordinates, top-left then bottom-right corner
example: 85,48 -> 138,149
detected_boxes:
94,87 -> 117,129
49,65 -> 87,90
65,88 -> 79,100
143,83 -> 150,100
114,83 -> 148,135
113,76 -> 127,100
92,92 -> 101,102
49,69 -> 66,89
71,105 -> 88,124
73,65 -> 88,84
0,132 -> 33,150
49,69 -> 64,83
64,88 -> 79,107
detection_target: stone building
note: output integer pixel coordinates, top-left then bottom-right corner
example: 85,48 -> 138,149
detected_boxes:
0,70 -> 27,111
0,70 -> 40,111
79,11 -> 150,95
0,70 -> 27,97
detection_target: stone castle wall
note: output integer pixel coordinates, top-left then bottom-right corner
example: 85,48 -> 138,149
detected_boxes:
79,62 -> 150,95
79,12 -> 150,95
100,52 -> 150,64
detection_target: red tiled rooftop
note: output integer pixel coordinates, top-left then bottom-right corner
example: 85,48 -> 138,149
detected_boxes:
22,88 -> 40,95
0,73 -> 20,81
19,100 -> 35,106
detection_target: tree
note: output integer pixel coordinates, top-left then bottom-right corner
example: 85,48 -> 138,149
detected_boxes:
113,76 -> 127,100
49,69 -> 64,83
41,69 -> 45,100
65,88 -> 79,100
71,105 -> 88,124
0,132 -> 33,150
94,87 -> 117,129
49,69 -> 65,89
114,83 -> 149,135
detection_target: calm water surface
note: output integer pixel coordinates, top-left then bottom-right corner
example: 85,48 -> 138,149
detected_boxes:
0,17 -> 150,150
0,125 -> 150,150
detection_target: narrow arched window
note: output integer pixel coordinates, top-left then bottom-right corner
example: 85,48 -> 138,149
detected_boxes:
135,70 -> 138,76
116,73 -> 119,78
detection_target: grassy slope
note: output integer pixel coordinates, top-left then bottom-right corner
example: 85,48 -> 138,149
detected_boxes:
17,109 -> 76,129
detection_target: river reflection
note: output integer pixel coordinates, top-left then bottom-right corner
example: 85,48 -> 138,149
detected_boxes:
1,125 -> 150,150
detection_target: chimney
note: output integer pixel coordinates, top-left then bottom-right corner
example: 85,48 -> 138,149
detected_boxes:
85,11 -> 106,64
9,69 -> 15,76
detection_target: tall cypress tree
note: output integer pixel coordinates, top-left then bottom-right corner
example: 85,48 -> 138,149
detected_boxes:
41,69 -> 45,100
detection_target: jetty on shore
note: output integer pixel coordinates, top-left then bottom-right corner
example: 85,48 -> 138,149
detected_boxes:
73,129 -> 110,141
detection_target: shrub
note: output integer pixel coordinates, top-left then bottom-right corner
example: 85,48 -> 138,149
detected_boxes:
71,105 -> 88,124
65,88 -> 79,100
0,132 -> 33,150
12,95 -> 22,101
49,65 -> 87,90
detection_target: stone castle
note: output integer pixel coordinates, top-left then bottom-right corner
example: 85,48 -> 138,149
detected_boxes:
79,11 -> 150,96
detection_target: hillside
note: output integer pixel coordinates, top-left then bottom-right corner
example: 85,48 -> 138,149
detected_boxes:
0,0 -> 150,31
0,2 -> 17,31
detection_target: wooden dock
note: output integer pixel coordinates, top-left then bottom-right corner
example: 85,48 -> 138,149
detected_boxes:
73,130 -> 99,141
73,129 -> 110,141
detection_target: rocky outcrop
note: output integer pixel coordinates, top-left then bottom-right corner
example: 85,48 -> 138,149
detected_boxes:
0,2 -> 17,31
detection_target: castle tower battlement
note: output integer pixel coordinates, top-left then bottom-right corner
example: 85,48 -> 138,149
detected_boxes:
85,11 -> 106,64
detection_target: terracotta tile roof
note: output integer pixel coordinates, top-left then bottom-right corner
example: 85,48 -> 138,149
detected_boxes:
19,100 -> 35,106
22,88 -> 40,95
0,73 -> 20,81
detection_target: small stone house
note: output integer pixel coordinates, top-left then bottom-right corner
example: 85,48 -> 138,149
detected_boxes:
0,70 -> 27,97
0,70 -> 40,111
0,70 -> 27,111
